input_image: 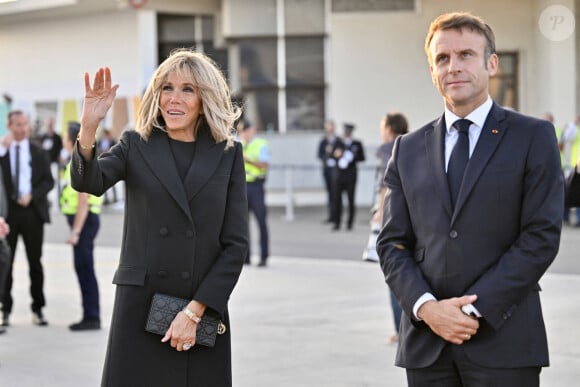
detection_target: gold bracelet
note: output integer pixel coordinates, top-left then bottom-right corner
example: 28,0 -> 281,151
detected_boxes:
182,307 -> 201,323
77,135 -> 96,150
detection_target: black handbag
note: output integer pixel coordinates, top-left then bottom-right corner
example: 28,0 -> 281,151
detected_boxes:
145,293 -> 225,348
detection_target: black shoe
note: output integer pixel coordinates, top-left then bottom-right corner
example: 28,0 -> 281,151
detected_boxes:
257,260 -> 267,267
331,224 -> 340,231
0,326 -> 5,334
69,319 -> 101,331
1,313 -> 9,327
32,311 -> 48,326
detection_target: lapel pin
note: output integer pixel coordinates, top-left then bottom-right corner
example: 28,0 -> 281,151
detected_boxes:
491,129 -> 499,134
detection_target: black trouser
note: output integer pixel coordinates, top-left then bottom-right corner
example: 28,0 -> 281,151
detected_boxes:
333,171 -> 357,229
246,180 -> 269,262
66,213 -> 100,320
406,344 -> 540,387
322,166 -> 335,221
2,204 -> 46,314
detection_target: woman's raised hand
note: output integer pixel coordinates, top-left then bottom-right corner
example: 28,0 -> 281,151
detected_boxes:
81,67 -> 119,130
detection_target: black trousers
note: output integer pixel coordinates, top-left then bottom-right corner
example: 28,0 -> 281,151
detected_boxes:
406,344 -> 541,387
66,213 -> 100,320
2,204 -> 46,314
333,172 -> 357,229
322,166 -> 335,221
246,181 -> 269,262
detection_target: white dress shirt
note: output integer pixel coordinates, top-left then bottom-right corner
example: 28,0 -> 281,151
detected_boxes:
412,97 -> 493,320
9,139 -> 33,198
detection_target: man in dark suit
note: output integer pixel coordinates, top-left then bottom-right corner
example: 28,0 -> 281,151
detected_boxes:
0,110 -> 54,327
332,123 -> 365,231
317,120 -> 340,223
377,12 -> 563,386
566,155 -> 580,207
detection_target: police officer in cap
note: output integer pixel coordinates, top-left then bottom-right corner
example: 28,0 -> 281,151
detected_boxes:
332,123 -> 365,231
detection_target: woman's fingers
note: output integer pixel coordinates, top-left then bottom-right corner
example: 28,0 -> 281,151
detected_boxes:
104,67 -> 112,89
84,72 -> 91,92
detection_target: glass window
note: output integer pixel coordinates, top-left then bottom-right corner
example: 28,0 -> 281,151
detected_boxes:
239,39 -> 278,87
158,14 -> 196,64
490,52 -> 518,110
332,0 -> 415,12
241,89 -> 279,132
285,0 -> 325,35
227,0 -> 277,36
286,37 -> 324,85
202,15 -> 214,40
286,88 -> 324,131
158,15 -> 196,42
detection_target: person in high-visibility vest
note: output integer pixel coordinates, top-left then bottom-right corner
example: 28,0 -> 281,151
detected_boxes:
566,149 -> 580,207
60,122 -> 103,331
560,115 -> 580,226
238,120 -> 270,267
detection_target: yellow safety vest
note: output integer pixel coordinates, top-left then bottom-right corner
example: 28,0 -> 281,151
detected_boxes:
557,125 -> 580,168
571,126 -> 580,167
243,138 -> 268,182
60,162 -> 103,215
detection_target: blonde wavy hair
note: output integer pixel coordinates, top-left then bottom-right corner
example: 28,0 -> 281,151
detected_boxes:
135,49 -> 241,149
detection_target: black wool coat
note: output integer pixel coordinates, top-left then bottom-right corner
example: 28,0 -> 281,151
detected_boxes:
71,126 -> 248,387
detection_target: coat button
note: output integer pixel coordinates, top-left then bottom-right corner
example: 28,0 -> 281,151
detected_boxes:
185,230 -> 194,238
449,230 -> 458,239
181,272 -> 190,280
157,270 -> 167,278
159,227 -> 169,236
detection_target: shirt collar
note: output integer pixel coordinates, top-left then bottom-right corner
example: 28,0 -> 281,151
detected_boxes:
10,138 -> 29,150
444,96 -> 493,133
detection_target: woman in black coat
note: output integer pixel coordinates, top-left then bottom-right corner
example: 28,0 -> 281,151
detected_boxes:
71,50 -> 248,386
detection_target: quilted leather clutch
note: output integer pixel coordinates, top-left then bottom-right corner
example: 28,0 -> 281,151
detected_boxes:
145,293 -> 225,348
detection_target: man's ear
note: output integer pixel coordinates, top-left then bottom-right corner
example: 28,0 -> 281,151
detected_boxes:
487,53 -> 499,76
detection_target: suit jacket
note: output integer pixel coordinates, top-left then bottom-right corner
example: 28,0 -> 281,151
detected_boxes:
71,126 -> 248,387
377,103 -> 564,369
565,169 -> 580,207
0,141 -> 53,223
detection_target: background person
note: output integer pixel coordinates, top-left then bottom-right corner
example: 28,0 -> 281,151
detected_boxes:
238,119 -> 270,267
317,120 -> 340,223
0,110 -> 54,327
332,123 -> 365,231
60,122 -> 103,331
566,154 -> 580,207
72,49 -> 248,386
377,12 -> 563,386
370,112 -> 408,343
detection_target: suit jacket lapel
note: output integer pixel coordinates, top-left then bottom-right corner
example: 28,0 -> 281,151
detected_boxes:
184,124 -> 225,200
452,103 -> 507,224
426,115 -> 453,218
137,129 -> 192,222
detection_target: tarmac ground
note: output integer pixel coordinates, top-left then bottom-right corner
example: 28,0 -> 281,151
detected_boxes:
1,204 -> 579,386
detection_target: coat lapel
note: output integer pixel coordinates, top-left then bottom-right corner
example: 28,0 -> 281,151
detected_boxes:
137,129 -> 192,222
451,103 -> 507,224
183,124 -> 226,201
425,115 -> 453,218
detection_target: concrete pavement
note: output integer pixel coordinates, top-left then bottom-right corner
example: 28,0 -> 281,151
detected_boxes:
1,206 -> 579,386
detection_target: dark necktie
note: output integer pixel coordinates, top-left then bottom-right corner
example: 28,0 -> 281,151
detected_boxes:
13,144 -> 21,201
447,119 -> 472,207
13,144 -> 21,200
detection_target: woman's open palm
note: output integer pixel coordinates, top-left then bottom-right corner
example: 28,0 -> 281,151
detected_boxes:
82,67 -> 119,127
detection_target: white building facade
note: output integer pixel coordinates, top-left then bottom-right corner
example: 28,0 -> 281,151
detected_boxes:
1,0 -> 577,205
